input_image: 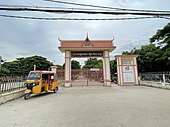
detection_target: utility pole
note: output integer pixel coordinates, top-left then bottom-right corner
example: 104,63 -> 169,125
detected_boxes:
34,65 -> 36,71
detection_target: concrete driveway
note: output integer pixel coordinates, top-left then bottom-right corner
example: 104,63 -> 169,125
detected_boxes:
0,85 -> 170,127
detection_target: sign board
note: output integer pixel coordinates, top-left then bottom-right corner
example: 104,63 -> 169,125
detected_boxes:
122,66 -> 135,82
90,68 -> 100,71
115,55 -> 138,85
122,59 -> 133,65
71,51 -> 103,57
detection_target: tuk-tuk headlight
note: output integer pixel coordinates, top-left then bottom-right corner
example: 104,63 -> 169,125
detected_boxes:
32,82 -> 39,86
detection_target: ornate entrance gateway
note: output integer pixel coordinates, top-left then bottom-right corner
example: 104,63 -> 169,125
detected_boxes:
58,36 -> 116,87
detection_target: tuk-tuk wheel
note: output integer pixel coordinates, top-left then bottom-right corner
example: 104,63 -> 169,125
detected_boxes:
53,87 -> 57,93
24,93 -> 30,100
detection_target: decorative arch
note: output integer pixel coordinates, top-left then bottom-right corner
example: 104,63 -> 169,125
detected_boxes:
58,36 -> 116,87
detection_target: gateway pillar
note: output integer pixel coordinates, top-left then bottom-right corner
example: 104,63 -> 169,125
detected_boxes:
65,51 -> 71,87
115,55 -> 139,85
103,51 -> 111,86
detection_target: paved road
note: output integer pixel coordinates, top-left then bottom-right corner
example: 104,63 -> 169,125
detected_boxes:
0,85 -> 170,127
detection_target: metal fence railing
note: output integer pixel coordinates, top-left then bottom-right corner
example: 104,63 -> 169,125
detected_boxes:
139,73 -> 170,89
0,75 -> 26,94
165,74 -> 170,84
140,73 -> 170,84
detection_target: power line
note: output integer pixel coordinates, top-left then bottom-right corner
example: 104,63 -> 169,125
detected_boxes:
43,0 -> 170,13
0,4 -> 109,11
160,16 -> 170,20
0,14 -> 167,21
0,7 -> 170,16
20,0 -> 54,18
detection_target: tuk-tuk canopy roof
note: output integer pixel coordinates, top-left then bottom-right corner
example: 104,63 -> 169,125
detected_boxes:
31,70 -> 55,74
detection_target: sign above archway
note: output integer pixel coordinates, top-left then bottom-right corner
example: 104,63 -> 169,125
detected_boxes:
71,51 -> 103,57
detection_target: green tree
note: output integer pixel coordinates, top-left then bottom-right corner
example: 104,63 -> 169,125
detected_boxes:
150,22 -> 170,70
62,60 -> 81,69
110,59 -> 117,74
150,22 -> 170,49
71,60 -> 81,69
2,55 -> 53,74
123,44 -> 169,72
83,58 -> 103,69
97,59 -> 103,69
1,67 -> 10,74
56,65 -> 64,70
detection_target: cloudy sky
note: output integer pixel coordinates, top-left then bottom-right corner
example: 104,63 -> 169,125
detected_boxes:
0,0 -> 170,65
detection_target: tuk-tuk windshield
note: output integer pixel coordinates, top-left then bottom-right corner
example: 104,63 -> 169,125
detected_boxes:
27,72 -> 40,80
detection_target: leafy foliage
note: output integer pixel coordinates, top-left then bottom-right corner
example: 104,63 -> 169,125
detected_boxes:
82,58 -> 103,69
2,55 -> 53,74
1,67 -> 10,74
82,58 -> 117,75
71,60 -> 81,69
56,65 -> 64,70
61,60 -> 81,69
123,43 -> 169,72
110,59 -> 117,74
150,22 -> 170,49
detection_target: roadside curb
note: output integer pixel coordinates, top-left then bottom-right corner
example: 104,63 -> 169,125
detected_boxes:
140,81 -> 170,90
0,89 -> 25,105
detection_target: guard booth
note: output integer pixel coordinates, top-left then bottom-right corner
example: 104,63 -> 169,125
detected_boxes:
58,36 -> 116,87
115,55 -> 139,85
